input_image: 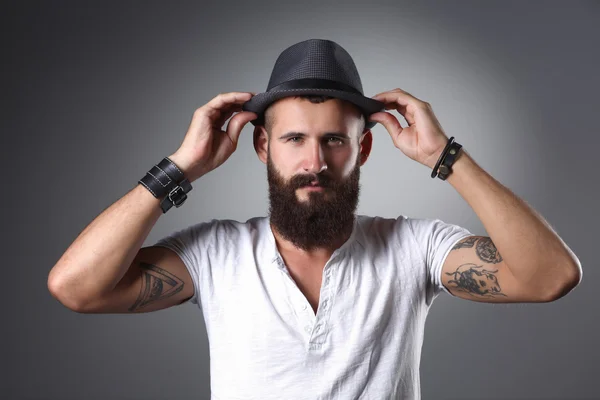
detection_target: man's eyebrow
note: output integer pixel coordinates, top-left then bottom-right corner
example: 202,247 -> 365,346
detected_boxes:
278,132 -> 351,139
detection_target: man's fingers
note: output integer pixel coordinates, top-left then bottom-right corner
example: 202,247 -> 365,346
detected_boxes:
369,111 -> 404,144
372,91 -> 412,108
214,103 -> 245,126
226,111 -> 258,146
373,91 -> 419,126
205,92 -> 254,114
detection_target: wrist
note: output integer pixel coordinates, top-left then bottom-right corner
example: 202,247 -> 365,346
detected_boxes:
429,136 -> 464,180
425,147 -> 446,170
445,148 -> 470,184
167,153 -> 196,182
138,156 -> 194,214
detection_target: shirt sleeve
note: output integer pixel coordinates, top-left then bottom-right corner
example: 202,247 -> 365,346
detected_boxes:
151,219 -> 220,306
404,216 -> 474,303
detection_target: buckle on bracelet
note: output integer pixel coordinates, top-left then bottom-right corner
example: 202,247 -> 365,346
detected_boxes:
168,185 -> 187,207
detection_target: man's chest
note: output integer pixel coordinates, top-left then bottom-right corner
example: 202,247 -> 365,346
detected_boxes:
204,252 -> 426,399
284,262 -> 325,315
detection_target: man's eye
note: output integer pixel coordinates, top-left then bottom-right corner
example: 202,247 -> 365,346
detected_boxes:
287,137 -> 343,144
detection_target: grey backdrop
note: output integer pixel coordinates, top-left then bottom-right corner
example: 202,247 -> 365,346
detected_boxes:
4,1 -> 598,399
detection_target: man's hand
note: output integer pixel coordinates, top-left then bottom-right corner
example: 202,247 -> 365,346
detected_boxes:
368,88 -> 449,170
170,92 -> 258,183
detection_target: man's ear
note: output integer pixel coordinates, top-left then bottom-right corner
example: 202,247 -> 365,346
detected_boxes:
253,125 -> 268,164
359,129 -> 373,166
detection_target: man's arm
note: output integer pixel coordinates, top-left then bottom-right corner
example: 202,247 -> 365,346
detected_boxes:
47,91 -> 258,311
440,149 -> 582,302
368,87 -> 581,302
47,153 -> 190,311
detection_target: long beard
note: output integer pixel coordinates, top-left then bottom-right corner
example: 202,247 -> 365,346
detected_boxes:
267,150 -> 361,251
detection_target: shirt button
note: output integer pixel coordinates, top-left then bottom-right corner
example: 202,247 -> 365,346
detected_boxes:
302,304 -> 307,310
304,326 -> 312,333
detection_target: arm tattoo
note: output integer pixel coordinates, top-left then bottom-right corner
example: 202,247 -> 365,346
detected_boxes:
476,237 -> 503,264
445,263 -> 507,298
452,236 -> 478,250
129,262 -> 184,312
452,236 -> 503,264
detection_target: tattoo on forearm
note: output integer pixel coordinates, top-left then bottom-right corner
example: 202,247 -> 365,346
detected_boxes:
445,263 -> 507,298
452,236 -> 503,264
129,262 -> 184,312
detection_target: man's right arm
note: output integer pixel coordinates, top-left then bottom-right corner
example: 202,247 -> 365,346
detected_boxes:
47,91 -> 258,313
47,154 -> 195,313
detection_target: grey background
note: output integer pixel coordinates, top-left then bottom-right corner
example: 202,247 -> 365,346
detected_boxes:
4,1 -> 598,399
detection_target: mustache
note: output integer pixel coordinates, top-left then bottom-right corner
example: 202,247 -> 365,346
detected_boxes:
290,173 -> 331,188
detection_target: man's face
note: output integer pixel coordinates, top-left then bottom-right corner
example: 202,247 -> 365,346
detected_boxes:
263,97 -> 368,252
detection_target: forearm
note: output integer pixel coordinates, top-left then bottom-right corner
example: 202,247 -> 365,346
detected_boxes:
445,149 -> 582,293
47,154 -> 189,308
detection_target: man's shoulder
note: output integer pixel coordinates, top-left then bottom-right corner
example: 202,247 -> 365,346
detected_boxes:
358,214 -> 452,229
354,215 -> 412,247
356,214 -> 409,231
356,214 -> 450,244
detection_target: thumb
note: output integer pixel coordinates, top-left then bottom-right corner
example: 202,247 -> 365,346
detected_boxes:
227,111 -> 258,146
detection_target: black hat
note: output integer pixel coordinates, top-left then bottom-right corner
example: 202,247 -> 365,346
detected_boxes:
242,38 -> 385,130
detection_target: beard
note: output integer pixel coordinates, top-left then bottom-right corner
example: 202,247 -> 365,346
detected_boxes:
267,149 -> 361,252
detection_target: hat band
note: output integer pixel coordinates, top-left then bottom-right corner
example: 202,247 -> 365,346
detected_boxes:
268,78 -> 362,95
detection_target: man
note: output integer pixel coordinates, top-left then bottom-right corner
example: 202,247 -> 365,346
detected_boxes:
48,39 -> 582,399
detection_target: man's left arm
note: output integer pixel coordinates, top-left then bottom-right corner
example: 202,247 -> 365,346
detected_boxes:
368,87 -> 582,303
440,148 -> 582,302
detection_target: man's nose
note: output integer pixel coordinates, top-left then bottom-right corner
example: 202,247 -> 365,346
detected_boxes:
303,142 -> 328,174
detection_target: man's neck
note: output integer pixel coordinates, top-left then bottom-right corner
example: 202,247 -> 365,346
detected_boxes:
269,221 -> 353,261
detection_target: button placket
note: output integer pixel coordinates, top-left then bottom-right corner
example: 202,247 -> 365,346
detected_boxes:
274,255 -> 314,331
309,266 -> 335,343
325,266 -> 333,283
320,268 -> 332,312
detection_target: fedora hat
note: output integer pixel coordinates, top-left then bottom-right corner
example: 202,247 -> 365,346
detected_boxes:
242,38 -> 384,130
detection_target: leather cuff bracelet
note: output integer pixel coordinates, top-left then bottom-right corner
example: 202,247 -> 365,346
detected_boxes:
138,157 -> 193,213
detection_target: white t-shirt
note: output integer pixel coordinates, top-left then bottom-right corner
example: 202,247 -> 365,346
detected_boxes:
153,214 -> 472,400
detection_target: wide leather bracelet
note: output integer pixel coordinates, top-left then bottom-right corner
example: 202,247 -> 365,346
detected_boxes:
138,157 -> 193,213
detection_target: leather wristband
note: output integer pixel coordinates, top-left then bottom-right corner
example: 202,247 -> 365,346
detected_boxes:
436,141 -> 462,180
431,136 -> 463,180
138,157 -> 193,213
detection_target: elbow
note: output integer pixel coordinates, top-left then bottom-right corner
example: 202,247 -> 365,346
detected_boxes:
562,257 -> 583,296
544,259 -> 583,302
47,272 -> 88,313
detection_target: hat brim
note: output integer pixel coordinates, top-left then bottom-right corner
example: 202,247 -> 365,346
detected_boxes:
242,89 -> 385,130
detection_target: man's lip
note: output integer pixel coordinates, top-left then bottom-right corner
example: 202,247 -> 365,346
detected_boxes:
299,185 -> 326,190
